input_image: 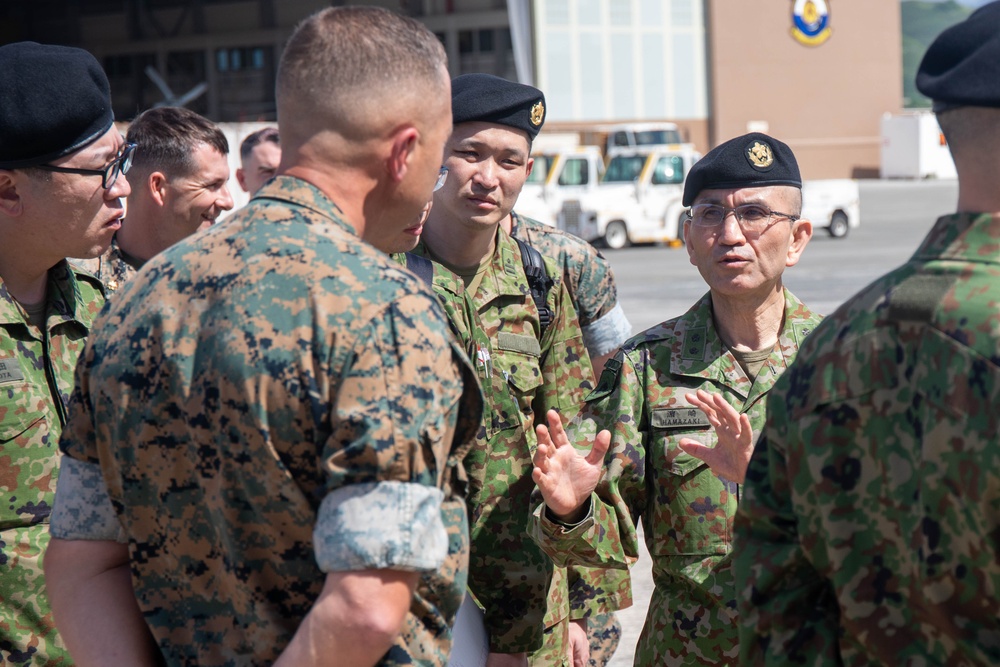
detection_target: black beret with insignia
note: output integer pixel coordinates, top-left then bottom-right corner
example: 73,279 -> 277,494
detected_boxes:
0,42 -> 114,169
452,73 -> 546,141
682,132 -> 801,207
916,1 -> 1000,112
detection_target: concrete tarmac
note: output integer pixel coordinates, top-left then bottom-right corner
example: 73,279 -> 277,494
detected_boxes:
600,178 -> 958,666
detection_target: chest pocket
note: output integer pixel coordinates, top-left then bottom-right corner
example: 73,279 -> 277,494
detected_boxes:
646,405 -> 734,557
495,332 -> 543,417
0,365 -> 49,444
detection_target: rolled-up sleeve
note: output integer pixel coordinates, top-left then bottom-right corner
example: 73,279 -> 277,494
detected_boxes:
314,481 -> 447,572
582,302 -> 632,357
50,456 -> 126,543
317,291 -> 477,572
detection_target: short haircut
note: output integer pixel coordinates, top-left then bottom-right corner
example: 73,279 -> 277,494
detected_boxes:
276,6 -> 447,139
126,106 -> 229,177
240,127 -> 280,162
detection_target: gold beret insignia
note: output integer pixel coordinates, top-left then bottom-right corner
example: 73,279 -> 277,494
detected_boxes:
530,101 -> 544,126
747,141 -> 774,169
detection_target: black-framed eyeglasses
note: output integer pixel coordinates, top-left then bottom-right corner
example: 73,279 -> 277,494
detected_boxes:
686,203 -> 799,232
35,142 -> 137,190
434,165 -> 448,192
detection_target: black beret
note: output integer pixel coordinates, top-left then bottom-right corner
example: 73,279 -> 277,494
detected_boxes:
452,73 -> 546,141
0,42 -> 114,169
682,132 -> 801,207
916,2 -> 1000,111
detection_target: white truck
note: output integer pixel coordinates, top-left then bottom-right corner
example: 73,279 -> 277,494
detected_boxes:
603,122 -> 685,157
880,111 -> 956,180
515,146 -> 604,227
801,179 -> 860,238
559,145 -> 701,248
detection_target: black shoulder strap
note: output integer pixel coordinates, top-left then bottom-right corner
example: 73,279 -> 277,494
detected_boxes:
514,237 -> 555,338
404,252 -> 434,286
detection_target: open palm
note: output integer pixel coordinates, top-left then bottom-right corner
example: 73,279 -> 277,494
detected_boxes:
531,410 -> 611,523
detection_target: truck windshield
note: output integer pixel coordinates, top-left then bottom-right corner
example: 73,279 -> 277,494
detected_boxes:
603,155 -> 646,183
526,155 -> 554,184
635,129 -> 682,145
558,158 -> 589,186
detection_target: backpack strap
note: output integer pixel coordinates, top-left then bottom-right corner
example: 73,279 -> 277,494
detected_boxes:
514,237 -> 555,339
404,252 -> 435,286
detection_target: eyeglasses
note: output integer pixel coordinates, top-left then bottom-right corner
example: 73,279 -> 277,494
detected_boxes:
686,203 -> 799,232
434,166 -> 448,192
35,142 -> 137,190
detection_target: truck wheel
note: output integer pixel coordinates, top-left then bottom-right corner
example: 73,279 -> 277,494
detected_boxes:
827,211 -> 849,238
604,221 -> 629,249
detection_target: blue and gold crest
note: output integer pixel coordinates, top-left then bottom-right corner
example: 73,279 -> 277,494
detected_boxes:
791,0 -> 832,46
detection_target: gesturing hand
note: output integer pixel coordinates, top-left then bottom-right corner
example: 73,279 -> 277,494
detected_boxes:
677,389 -> 754,484
531,410 -> 611,523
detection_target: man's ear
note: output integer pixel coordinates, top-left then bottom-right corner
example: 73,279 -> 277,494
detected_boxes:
148,171 -> 169,206
388,126 -> 420,184
786,218 -> 813,268
0,170 -> 24,217
235,167 -> 249,193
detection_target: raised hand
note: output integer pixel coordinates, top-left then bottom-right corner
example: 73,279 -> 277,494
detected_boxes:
531,410 -> 611,523
677,389 -> 754,484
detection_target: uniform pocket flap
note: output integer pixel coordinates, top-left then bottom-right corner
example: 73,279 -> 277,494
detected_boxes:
497,332 -> 541,357
0,410 -> 44,443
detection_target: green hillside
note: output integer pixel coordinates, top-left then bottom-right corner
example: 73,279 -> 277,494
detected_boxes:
901,1 -> 972,107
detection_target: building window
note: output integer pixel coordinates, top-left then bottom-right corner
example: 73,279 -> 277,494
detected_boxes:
479,29 -> 494,53
459,30 -> 475,55
216,46 -> 267,72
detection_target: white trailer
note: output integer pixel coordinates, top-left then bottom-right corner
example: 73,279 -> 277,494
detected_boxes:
880,111 -> 956,180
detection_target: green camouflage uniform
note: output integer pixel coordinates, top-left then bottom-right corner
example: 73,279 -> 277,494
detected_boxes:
736,212 -> 1000,666
412,226 -> 596,659
510,213 -> 631,357
531,289 -> 821,666
72,235 -> 140,294
0,261 -> 105,666
510,213 -> 631,666
51,176 -> 483,667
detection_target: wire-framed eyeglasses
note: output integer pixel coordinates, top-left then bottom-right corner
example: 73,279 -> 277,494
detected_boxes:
686,203 -> 799,232
35,142 -> 137,190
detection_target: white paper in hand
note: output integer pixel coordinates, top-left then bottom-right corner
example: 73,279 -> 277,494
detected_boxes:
446,593 -> 489,667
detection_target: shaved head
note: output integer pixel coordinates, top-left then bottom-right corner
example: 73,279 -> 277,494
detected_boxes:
277,7 -> 448,148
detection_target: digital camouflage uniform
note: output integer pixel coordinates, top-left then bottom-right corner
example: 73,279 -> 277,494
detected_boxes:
50,176 -> 483,667
0,261 -> 104,666
531,289 -> 821,666
412,226 -> 596,661
511,213 -> 632,357
736,212 -> 1000,666
72,235 -> 141,294
510,212 -> 632,666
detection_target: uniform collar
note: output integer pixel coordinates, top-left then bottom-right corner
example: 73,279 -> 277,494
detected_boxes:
912,212 -> 1000,263
473,225 -> 532,304
0,260 -> 94,330
252,175 -> 354,236
670,289 -> 820,403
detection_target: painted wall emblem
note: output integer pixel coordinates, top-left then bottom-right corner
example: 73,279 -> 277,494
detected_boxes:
791,0 -> 832,46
